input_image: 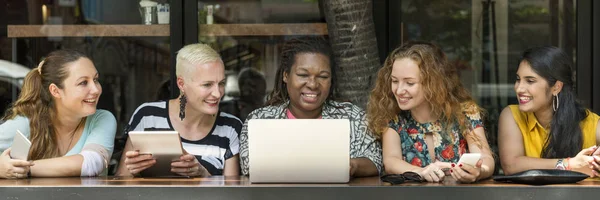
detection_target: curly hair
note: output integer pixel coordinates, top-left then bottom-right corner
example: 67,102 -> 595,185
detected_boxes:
367,41 -> 483,144
266,36 -> 338,106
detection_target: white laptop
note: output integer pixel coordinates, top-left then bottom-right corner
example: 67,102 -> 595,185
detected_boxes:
248,119 -> 350,183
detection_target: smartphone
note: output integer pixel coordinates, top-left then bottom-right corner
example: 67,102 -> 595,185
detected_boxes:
9,130 -> 31,160
591,145 -> 600,156
457,153 -> 481,166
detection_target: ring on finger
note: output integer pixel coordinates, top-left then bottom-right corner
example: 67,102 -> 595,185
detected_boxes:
432,169 -> 440,175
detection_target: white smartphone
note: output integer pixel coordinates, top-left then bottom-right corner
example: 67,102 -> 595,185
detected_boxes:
457,153 -> 481,166
9,130 -> 31,160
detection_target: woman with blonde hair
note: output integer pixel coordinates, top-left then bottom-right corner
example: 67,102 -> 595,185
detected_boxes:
367,41 -> 494,183
0,49 -> 116,179
117,43 -> 242,177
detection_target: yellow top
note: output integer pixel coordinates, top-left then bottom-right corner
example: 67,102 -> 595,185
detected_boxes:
509,105 -> 600,158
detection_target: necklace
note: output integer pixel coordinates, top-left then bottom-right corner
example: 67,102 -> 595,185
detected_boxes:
61,119 -> 84,155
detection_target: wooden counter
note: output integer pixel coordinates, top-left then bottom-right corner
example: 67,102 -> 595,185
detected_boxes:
7,23 -> 328,38
1,176 -> 599,200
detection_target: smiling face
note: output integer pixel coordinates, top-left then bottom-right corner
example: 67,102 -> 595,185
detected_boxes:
283,53 -> 331,118
390,58 -> 428,112
179,61 -> 226,115
51,57 -> 102,118
514,61 -> 555,113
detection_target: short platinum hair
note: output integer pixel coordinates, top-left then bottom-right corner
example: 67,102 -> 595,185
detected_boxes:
176,43 -> 222,80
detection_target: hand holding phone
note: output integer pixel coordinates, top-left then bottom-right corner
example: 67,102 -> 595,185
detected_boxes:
9,130 -> 31,160
591,145 -> 600,156
457,153 -> 481,167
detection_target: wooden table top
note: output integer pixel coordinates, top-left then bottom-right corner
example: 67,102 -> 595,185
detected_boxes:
3,176 -> 600,200
1,176 -> 600,187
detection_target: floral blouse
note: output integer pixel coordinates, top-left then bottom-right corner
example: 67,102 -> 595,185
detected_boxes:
388,103 -> 483,167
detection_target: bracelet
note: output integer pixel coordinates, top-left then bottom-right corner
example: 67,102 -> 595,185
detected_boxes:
565,157 -> 571,170
555,159 -> 566,170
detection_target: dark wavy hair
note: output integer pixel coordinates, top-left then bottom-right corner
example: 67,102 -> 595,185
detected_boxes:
266,36 -> 338,106
521,46 -> 588,158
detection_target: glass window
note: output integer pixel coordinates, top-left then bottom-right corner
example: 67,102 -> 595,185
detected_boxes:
197,0 -> 326,122
0,77 -> 21,116
2,0 -> 172,174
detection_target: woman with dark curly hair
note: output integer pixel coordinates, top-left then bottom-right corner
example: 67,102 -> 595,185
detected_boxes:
239,37 -> 382,177
367,41 -> 494,183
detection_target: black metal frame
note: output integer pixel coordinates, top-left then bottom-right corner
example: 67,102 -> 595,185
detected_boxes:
388,0 -> 402,54
373,0 -> 388,64
593,0 -> 600,113
373,0 -> 402,65
169,0 -> 183,99
576,0 -> 599,113
170,0 -> 199,99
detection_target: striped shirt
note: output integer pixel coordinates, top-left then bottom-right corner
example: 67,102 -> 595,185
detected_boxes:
127,101 -> 242,175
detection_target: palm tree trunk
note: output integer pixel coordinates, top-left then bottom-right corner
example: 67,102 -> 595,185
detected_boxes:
321,0 -> 381,109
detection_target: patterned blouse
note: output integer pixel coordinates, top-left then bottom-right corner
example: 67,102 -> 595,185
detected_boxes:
388,103 -> 483,167
239,100 -> 383,175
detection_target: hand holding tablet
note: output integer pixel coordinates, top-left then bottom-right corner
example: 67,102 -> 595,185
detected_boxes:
127,131 -> 187,177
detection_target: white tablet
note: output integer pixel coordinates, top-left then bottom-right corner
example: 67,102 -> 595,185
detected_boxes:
10,130 -> 31,160
127,131 -> 186,177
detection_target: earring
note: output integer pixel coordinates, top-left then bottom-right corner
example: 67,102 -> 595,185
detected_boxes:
552,94 -> 559,112
179,93 -> 187,121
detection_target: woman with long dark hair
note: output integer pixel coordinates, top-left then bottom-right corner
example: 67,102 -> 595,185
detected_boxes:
498,46 -> 600,175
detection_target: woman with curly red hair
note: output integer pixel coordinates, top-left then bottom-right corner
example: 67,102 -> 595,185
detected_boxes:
367,41 -> 494,183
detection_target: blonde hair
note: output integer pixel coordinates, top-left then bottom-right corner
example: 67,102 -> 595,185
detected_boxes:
176,43 -> 222,81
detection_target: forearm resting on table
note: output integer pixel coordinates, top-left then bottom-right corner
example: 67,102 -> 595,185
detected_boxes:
502,156 -> 559,175
384,156 -> 421,174
351,157 -> 378,177
31,155 -> 84,177
31,145 -> 110,177
116,138 -> 135,176
477,155 -> 495,179
115,155 -> 132,176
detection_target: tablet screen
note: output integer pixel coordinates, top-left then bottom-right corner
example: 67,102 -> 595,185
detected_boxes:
127,131 -> 186,177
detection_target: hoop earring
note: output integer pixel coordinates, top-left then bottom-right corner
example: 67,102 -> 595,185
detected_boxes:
552,94 -> 559,112
179,93 -> 187,121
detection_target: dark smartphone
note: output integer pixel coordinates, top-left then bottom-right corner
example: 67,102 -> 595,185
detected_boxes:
591,145 -> 600,156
